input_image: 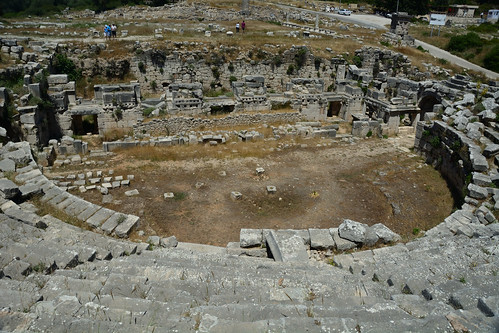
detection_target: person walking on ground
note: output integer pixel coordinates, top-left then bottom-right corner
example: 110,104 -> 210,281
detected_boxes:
241,20 -> 246,33
104,24 -> 111,39
111,24 -> 117,38
236,22 -> 240,33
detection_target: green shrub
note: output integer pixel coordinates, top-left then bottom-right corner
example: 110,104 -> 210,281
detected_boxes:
228,63 -> 235,72
352,55 -> 362,67
229,76 -> 237,82
272,55 -> 283,67
294,48 -> 308,69
174,192 -> 187,201
483,45 -> 499,73
211,67 -> 220,80
287,64 -> 295,75
52,53 -> 82,81
416,45 -> 428,53
468,22 -> 499,34
138,62 -> 146,73
143,107 -> 155,117
366,130 -> 373,137
430,136 -> 441,148
447,32 -> 482,53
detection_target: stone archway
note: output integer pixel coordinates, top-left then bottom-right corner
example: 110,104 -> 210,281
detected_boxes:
418,91 -> 442,119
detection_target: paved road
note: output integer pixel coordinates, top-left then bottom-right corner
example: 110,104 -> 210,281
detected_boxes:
414,40 -> 499,80
278,5 -> 499,80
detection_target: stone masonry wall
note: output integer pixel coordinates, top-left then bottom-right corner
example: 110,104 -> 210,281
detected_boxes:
415,120 -> 475,202
133,112 -> 302,136
103,46 -> 337,95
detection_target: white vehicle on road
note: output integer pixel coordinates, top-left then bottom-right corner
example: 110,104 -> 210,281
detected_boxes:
338,9 -> 352,16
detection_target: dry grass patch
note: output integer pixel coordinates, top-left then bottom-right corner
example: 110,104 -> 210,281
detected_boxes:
101,127 -> 134,142
30,195 -> 91,230
118,135 -> 328,162
117,139 -> 281,161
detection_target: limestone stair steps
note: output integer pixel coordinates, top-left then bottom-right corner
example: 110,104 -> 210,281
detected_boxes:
0,212 -> 145,283
28,245 -> 456,330
10,161 -> 140,237
332,232 -> 499,331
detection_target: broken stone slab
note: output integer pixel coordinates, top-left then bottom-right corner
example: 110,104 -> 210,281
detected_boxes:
472,172 -> 492,187
266,230 -> 308,262
99,213 -> 126,235
308,228 -> 335,250
3,148 -> 32,165
77,203 -> 100,221
0,179 -> 20,200
125,189 -> 139,197
86,208 -> 115,228
338,219 -> 368,243
256,167 -> 265,175
3,204 -> 47,229
483,144 -> 499,158
240,229 -> 263,248
19,183 -> 42,198
73,180 -> 85,186
330,228 -> 356,251
112,181 -> 121,188
3,260 -> 31,280
89,178 -> 101,184
467,183 -> 488,200
147,235 -> 160,246
163,192 -> 174,199
121,180 -> 130,186
15,169 -> 42,183
160,236 -> 178,248
230,191 -> 242,200
470,151 -> 488,172
266,186 -> 277,194
227,242 -> 267,257
371,223 -> 401,243
114,215 -> 140,238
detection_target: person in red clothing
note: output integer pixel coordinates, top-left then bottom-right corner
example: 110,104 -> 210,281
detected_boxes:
241,20 -> 246,33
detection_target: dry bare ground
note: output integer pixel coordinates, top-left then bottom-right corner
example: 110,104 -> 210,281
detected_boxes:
58,132 -> 454,247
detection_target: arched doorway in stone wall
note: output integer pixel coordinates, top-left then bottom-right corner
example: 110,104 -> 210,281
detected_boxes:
418,91 -> 442,120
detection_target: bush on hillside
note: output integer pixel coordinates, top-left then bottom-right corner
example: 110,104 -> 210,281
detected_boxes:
483,45 -> 499,72
447,32 -> 482,53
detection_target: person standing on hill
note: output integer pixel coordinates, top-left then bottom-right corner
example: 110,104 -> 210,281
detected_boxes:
241,20 -> 246,33
111,24 -> 117,38
104,24 -> 111,39
236,22 -> 240,33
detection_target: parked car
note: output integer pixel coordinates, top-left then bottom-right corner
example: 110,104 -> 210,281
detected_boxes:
338,9 -> 352,16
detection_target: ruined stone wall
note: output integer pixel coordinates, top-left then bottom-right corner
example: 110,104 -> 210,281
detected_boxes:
98,109 -> 143,134
119,47 -> 337,95
133,112 -> 302,136
415,120 -> 474,202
